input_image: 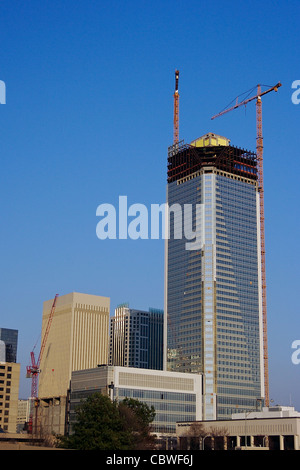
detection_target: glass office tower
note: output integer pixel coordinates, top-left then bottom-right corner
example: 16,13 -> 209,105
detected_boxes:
109,305 -> 164,370
164,133 -> 265,420
0,328 -> 18,363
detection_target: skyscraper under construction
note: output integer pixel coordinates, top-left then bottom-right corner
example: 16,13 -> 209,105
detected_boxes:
164,132 -> 266,420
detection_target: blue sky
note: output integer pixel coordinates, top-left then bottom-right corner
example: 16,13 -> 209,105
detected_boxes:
0,0 -> 299,407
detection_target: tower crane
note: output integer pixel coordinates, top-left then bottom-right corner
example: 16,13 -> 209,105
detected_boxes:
173,70 -> 180,144
211,82 -> 281,407
26,294 -> 59,429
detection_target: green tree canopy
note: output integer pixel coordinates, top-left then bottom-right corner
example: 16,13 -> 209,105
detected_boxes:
118,398 -> 156,450
57,393 -> 156,450
120,397 -> 156,427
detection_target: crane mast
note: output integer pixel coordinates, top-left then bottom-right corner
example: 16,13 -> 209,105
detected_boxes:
173,70 -> 179,144
26,294 -> 59,430
211,82 -> 281,407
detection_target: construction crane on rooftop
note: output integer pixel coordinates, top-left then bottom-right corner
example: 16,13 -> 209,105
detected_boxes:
26,293 -> 59,430
211,82 -> 282,407
173,70 -> 180,144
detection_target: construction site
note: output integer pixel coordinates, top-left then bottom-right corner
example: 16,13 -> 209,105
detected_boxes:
5,71 -> 289,449
168,71 -> 282,412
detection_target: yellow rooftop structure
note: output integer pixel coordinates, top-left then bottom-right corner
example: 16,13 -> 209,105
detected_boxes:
190,132 -> 230,147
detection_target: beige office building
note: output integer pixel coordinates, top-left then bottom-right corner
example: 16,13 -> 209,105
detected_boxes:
0,362 -> 20,433
38,292 -> 110,398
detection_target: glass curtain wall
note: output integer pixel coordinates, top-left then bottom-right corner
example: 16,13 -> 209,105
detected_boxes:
166,169 -> 263,419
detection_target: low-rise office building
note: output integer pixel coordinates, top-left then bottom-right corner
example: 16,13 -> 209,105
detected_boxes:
69,365 -> 202,447
176,406 -> 300,450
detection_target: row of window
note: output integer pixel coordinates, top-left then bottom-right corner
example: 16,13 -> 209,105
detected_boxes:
117,388 -> 196,403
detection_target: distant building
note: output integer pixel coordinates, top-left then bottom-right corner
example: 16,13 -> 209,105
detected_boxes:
69,365 -> 202,447
231,405 -> 300,420
0,328 -> 18,363
0,328 -> 20,433
17,399 -> 30,433
109,305 -> 164,370
0,341 -> 5,362
38,292 -> 110,398
176,406 -> 300,450
0,362 -> 20,433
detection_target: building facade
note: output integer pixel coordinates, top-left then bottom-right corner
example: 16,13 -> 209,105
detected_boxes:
109,305 -> 163,370
69,365 -> 202,443
38,292 -> 110,398
0,362 -> 20,432
176,406 -> 300,450
35,396 -> 68,438
165,133 -> 265,420
17,399 -> 31,433
0,328 -> 18,363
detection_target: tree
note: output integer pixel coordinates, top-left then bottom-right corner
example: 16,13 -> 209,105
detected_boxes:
57,393 -> 133,450
179,422 -> 206,450
119,398 -> 156,450
208,426 -> 229,450
57,393 -> 156,450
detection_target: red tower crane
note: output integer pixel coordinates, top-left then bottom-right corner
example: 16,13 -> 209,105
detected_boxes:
211,82 -> 281,407
173,70 -> 180,144
26,294 -> 59,428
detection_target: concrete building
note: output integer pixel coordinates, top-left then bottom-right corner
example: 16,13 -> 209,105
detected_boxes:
176,406 -> 300,450
38,292 -> 110,398
35,396 -> 68,438
69,365 -> 202,447
109,305 -> 164,370
0,362 -> 20,433
17,399 -> 31,433
165,133 -> 266,420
